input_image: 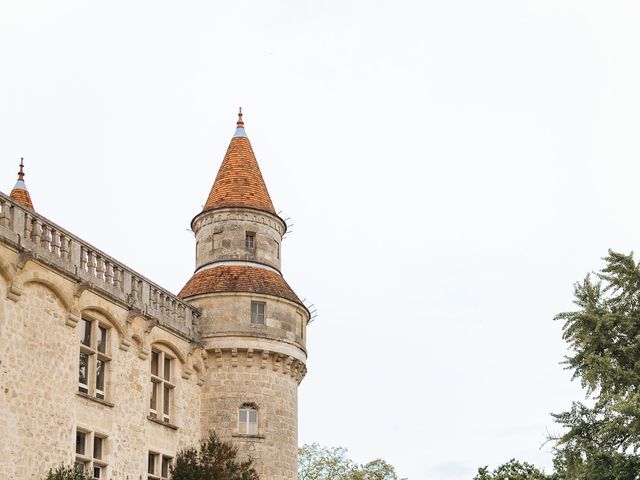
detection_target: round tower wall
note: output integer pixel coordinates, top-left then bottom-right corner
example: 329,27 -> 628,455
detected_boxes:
189,292 -> 307,480
190,293 -> 307,357
192,208 -> 285,272
200,349 -> 301,480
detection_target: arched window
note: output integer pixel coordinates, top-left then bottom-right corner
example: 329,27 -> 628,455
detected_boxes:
238,403 -> 258,435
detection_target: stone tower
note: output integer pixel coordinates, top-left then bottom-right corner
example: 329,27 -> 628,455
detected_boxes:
179,110 -> 308,480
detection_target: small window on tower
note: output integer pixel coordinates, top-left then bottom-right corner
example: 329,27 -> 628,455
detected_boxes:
251,301 -> 265,325
245,232 -> 255,249
239,403 -> 258,435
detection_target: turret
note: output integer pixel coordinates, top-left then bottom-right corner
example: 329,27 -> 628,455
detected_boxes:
9,158 -> 34,210
190,109 -> 285,273
180,110 -> 308,480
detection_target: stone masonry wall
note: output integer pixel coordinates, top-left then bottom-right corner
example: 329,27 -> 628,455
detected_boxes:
193,293 -> 307,350
190,288 -> 307,480
200,349 -> 300,480
193,208 -> 286,272
0,243 -> 205,479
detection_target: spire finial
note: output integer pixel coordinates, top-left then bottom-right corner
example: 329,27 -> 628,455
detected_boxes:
237,107 -> 244,128
10,156 -> 34,210
18,157 -> 25,181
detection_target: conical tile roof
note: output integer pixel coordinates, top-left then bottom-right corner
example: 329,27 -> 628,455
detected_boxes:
179,265 -> 303,306
202,109 -> 276,215
10,158 -> 34,210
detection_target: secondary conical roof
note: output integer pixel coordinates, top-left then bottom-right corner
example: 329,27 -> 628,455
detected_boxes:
202,109 -> 276,215
10,158 -> 34,210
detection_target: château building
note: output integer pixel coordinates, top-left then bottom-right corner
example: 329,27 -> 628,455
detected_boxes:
0,111 -> 310,480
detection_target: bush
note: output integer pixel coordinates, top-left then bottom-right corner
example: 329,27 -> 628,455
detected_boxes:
44,465 -> 93,480
171,431 -> 259,480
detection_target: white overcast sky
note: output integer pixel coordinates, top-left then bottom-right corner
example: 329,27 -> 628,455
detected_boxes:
2,1 -> 640,479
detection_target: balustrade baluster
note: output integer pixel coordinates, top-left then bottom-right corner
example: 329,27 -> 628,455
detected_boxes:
130,276 -> 139,302
96,256 -> 105,280
32,219 -> 41,244
41,224 -> 51,251
178,304 -> 185,329
60,235 -> 70,260
80,247 -> 88,272
105,262 -> 114,285
23,214 -> 32,242
150,288 -> 158,313
0,199 -> 10,227
113,266 -> 122,289
51,229 -> 61,256
88,251 -> 97,276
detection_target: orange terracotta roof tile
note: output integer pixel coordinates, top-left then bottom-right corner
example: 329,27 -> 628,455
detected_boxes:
202,112 -> 276,215
10,158 -> 34,210
10,186 -> 34,210
179,265 -> 302,306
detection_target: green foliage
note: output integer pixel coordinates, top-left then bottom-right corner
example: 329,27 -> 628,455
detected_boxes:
171,431 -> 259,480
550,251 -> 640,479
352,459 -> 399,480
473,459 -> 551,480
43,465 -> 92,480
298,443 -> 400,480
474,251 -> 640,479
299,444 -> 355,480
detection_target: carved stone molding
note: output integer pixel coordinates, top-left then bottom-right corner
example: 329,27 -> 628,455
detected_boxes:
7,283 -> 23,302
66,313 -> 81,328
119,337 -> 131,352
206,347 -> 307,384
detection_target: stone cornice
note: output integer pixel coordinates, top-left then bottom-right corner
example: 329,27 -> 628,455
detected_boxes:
201,331 -> 307,359
191,206 -> 286,237
209,347 -> 307,384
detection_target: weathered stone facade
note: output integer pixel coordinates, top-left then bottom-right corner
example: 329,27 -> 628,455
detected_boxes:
0,114 -> 309,480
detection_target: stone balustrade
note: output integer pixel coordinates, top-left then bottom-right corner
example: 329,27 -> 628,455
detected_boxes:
0,191 -> 198,338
